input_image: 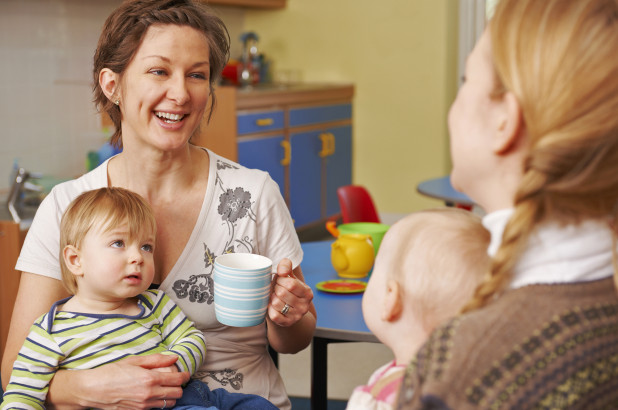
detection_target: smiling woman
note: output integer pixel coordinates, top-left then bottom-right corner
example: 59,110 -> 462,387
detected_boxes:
1,1 -> 316,409
99,24 -> 212,153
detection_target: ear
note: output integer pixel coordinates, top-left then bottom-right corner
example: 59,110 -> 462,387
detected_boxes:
99,68 -> 120,102
493,91 -> 523,155
63,245 -> 84,277
381,279 -> 403,322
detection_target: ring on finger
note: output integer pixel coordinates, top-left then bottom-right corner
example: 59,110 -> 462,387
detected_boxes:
161,399 -> 167,409
281,303 -> 291,316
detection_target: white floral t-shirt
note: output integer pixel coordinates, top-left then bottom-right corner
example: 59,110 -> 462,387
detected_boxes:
16,148 -> 303,410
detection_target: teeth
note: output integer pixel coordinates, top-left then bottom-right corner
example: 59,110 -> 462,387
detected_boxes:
155,112 -> 185,122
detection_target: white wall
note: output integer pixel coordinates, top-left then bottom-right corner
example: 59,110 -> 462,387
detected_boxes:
0,0 -> 245,195
1,0 -> 118,193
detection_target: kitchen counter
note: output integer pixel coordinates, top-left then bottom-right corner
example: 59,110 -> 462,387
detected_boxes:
1,174 -> 65,229
234,82 -> 354,110
1,218 -> 27,358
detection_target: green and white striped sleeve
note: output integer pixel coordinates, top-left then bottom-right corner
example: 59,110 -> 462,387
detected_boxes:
1,314 -> 64,410
146,290 -> 207,374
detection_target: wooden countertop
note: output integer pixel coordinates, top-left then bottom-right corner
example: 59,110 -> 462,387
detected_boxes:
229,83 -> 355,110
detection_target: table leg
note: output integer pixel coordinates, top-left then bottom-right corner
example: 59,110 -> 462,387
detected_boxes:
311,336 -> 329,410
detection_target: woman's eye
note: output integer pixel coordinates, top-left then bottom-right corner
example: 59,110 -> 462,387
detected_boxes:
149,69 -> 167,76
142,243 -> 154,253
111,240 -> 124,248
189,72 -> 208,80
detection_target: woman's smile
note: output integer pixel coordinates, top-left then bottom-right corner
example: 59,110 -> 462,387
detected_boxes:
155,111 -> 186,123
154,110 -> 190,131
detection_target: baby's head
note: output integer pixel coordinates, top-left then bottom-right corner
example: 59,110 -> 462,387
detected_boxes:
59,187 -> 157,294
363,208 -> 490,342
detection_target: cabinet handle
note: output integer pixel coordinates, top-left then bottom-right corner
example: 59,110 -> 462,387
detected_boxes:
255,118 -> 274,127
327,133 -> 336,156
280,140 -> 291,166
318,133 -> 330,158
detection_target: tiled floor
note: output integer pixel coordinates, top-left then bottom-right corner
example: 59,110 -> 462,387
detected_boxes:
279,333 -> 394,404
289,396 -> 348,409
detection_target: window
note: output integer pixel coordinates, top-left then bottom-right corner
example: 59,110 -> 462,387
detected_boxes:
457,0 -> 497,86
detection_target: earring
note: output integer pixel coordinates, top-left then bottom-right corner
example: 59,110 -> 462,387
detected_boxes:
114,99 -> 120,105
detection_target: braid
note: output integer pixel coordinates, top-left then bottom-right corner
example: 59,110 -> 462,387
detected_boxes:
461,170 -> 547,313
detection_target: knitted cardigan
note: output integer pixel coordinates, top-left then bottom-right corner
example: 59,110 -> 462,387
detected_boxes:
397,277 -> 618,409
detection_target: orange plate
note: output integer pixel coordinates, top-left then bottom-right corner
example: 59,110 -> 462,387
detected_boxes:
316,279 -> 367,294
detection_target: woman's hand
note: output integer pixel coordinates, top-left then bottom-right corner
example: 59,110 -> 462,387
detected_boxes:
267,259 -> 317,353
268,259 -> 314,327
48,354 -> 190,409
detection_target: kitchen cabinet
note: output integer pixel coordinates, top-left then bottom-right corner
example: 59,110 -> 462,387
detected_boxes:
0,222 -> 26,360
202,85 -> 354,230
237,133 -> 286,197
288,106 -> 352,227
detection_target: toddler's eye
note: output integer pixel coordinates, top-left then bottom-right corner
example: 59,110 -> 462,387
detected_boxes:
111,240 -> 124,248
142,243 -> 154,253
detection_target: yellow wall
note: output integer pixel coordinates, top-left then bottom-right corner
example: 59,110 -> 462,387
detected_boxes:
244,0 -> 459,214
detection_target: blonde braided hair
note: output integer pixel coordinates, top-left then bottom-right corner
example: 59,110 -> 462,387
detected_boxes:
462,0 -> 618,313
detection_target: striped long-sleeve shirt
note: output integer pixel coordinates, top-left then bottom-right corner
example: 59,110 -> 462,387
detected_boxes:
1,289 -> 206,410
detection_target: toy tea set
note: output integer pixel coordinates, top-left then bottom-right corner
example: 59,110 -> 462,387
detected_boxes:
317,221 -> 389,294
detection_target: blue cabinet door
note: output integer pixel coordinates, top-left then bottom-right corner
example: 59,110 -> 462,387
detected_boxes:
237,135 -> 286,196
237,110 -> 285,135
325,125 -> 352,217
289,130 -> 322,227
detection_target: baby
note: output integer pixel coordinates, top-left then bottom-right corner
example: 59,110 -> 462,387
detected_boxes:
347,208 -> 490,409
1,187 -> 276,410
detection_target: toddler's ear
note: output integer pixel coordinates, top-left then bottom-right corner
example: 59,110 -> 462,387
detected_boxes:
381,279 -> 403,322
63,245 -> 84,276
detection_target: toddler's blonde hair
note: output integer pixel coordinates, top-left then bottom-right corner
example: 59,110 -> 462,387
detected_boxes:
59,187 -> 157,294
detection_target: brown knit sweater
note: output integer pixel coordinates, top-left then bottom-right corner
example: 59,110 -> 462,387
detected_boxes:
397,277 -> 618,409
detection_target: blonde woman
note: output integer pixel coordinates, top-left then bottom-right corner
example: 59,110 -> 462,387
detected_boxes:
398,0 -> 618,408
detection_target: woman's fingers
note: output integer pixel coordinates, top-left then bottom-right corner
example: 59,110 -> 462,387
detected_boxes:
269,260 -> 314,326
123,353 -> 179,370
269,279 -> 313,326
80,355 -> 188,409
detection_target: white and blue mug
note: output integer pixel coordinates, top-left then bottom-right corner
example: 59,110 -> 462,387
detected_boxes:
213,253 -> 273,327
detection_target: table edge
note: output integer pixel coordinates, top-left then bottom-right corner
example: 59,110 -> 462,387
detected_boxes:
314,327 -> 379,343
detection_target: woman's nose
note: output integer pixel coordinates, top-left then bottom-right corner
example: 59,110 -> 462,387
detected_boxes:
168,75 -> 190,105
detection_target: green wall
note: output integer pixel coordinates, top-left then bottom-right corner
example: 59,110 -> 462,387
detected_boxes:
245,0 -> 459,214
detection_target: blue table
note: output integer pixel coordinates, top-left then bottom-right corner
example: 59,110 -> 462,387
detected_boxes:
416,176 -> 474,208
300,240 -> 379,409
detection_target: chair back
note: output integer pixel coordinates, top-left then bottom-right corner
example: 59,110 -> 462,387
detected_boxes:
337,185 -> 380,223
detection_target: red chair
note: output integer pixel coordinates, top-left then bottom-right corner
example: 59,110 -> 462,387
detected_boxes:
337,185 -> 381,223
